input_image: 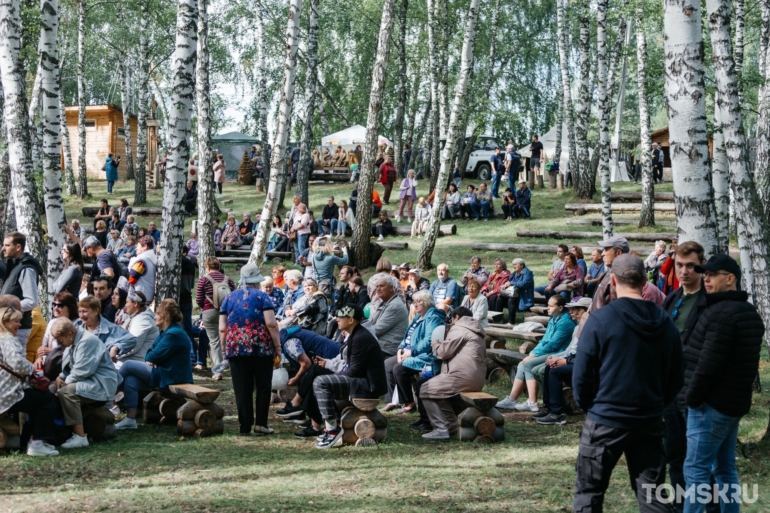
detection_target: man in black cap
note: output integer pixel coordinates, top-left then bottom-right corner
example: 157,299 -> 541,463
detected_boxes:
681,254 -> 763,510
572,254 -> 683,512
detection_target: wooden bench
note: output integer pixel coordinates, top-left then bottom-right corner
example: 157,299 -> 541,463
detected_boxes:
384,224 -> 457,237
516,230 -> 678,242
566,203 -> 676,213
486,311 -> 504,324
529,306 -> 549,315
0,416 -> 21,453
485,348 -> 528,383
82,206 -> 163,217
484,327 -> 543,354
82,404 -> 117,441
142,384 -> 225,438
455,392 -> 504,444
340,398 -> 387,447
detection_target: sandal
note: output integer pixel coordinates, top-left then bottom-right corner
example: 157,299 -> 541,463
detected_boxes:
397,405 -> 416,415
381,403 -> 399,412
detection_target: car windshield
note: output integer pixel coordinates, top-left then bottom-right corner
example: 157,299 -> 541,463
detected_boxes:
479,138 -> 502,151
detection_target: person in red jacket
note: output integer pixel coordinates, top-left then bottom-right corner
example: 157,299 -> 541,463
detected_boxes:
659,240 -> 680,294
379,156 -> 397,204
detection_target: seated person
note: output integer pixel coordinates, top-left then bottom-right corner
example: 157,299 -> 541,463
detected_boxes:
411,197 -> 431,237
419,307 -> 486,439
382,290 -> 445,413
584,249 -> 606,298
67,219 -> 87,244
460,278 -> 488,328
74,295 -> 137,363
123,215 -> 138,237
429,263 -> 458,312
278,270 -> 305,320
49,317 -> 121,449
495,295 -> 575,412
0,305 -> 59,456
285,278 -> 328,335
369,275 -> 408,357
239,213 -> 256,245
92,274 -> 119,323
94,220 -> 108,249
544,253 -> 585,300
459,185 -> 476,221
513,179 -> 532,219
460,256 -> 489,291
531,296 -> 591,425
371,210 -> 393,241
261,276 -> 285,312
114,279 -> 159,363
106,229 -> 124,255
502,258 -> 535,325
184,181 -> 197,215
108,213 -> 125,234
185,230 -> 200,266
501,189 -> 516,221
117,236 -> 137,265
404,268 -> 430,311
371,189 -> 383,218
221,214 -> 241,248
480,258 -> 511,314
470,182 -> 493,221
114,299 -> 193,430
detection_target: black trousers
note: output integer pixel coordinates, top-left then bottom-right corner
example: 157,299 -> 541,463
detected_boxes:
654,164 -> 664,183
229,355 -> 274,433
274,236 -> 290,252
414,375 -> 433,424
574,417 -> 672,513
501,204 -> 514,219
487,294 -> 505,313
543,363 -> 573,414
384,355 -> 419,404
7,388 -> 57,442
506,296 -> 518,324
459,203 -> 473,220
299,363 -> 334,425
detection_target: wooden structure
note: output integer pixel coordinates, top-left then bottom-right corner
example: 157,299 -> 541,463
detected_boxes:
340,398 -> 387,447
63,104 -> 138,180
456,392 -> 505,444
82,404 -> 117,441
566,218 -> 677,228
142,384 -> 225,438
566,203 -> 676,213
237,151 -> 252,185
146,96 -> 161,188
516,230 -> 678,242
471,242 -> 655,255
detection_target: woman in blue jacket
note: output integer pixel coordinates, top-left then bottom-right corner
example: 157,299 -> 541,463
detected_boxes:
104,153 -> 120,194
496,295 -> 575,412
502,257 -> 534,325
382,290 -> 445,414
114,298 -> 193,430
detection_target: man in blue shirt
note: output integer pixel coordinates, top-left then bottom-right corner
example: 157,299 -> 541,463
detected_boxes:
147,221 -> 161,245
513,179 -> 532,219
584,249 -> 606,298
429,263 -> 458,312
489,147 -> 504,198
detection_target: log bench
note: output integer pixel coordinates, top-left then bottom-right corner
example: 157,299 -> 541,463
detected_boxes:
340,398 -> 387,447
471,242 -> 655,256
375,241 -> 409,250
142,384 -> 225,438
485,348 -> 528,383
486,311 -> 504,324
566,203 -> 676,213
516,230 -> 678,242
455,392 -> 504,444
82,404 -> 117,441
0,416 -> 21,453
384,224 -> 457,237
566,218 -> 677,228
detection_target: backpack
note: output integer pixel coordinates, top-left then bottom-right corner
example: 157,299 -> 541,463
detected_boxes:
205,273 -> 231,309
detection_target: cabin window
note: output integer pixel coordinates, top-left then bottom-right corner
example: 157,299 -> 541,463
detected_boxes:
85,119 -> 96,130
117,128 -> 126,138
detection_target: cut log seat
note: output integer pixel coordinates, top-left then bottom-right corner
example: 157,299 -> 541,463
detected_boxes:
516,230 -> 677,242
384,224 -> 457,236
566,218 -> 676,228
167,384 -> 220,404
484,327 -> 543,343
565,203 -> 676,213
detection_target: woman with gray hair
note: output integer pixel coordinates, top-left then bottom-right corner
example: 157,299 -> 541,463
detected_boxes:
382,289 -> 445,414
644,240 -> 669,283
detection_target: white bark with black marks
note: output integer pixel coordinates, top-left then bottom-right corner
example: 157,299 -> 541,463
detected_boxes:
596,0 -> 612,238
255,0 -> 269,179
556,0 -> 576,179
712,94 -> 730,253
636,8 -> 655,228
295,0 -> 318,206
393,0 -> 408,178
426,0 -> 441,189
756,0 -> 770,217
76,0 -> 87,198
118,58 -> 134,181
58,56 -> 75,196
733,0 -> 744,103
196,0 -> 214,277
249,0 -> 301,267
134,0 -> 149,205
350,0 -> 396,268
417,0 -> 479,270
156,0 -> 197,302
575,1 -> 592,197
664,0 -> 719,256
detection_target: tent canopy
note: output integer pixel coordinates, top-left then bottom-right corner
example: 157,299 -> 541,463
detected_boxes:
212,131 -> 261,179
321,125 -> 392,149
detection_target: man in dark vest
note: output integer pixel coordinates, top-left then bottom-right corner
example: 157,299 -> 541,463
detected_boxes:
1,231 -> 44,348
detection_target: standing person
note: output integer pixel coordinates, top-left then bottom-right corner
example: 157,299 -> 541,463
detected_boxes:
505,144 -> 522,192
83,236 -> 120,282
336,200 -> 350,238
402,143 -> 412,177
652,143 -> 664,183
187,158 -> 199,190
584,249 -> 606,298
104,154 -> 120,194
320,197 -> 339,236
379,155 -> 397,204
291,204 -> 311,264
184,181 -> 197,215
490,147 -> 504,198
180,245 -> 197,344
195,257 -> 236,380
681,254 -> 762,513
1,232 -> 44,347
529,134 -> 543,184
219,264 -> 281,436
396,169 -> 418,223
52,242 -> 84,297
213,153 -> 226,197
127,236 -> 157,304
572,254 -> 683,512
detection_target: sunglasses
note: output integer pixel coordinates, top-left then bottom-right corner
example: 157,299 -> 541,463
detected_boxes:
2,306 -> 16,321
52,302 -> 64,308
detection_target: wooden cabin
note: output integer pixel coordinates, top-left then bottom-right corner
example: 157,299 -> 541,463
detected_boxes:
62,104 -> 138,180
651,126 -> 714,169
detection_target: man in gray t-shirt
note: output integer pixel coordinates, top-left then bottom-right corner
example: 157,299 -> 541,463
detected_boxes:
535,244 -> 568,298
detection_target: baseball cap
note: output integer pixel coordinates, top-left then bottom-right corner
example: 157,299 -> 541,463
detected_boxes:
407,269 -> 420,276
694,254 -> 742,282
610,254 -> 645,280
518,179 -> 526,184
83,236 -> 101,249
336,303 -> 364,321
398,262 -> 411,269
597,235 -> 630,254
565,296 -> 592,309
240,263 -> 265,285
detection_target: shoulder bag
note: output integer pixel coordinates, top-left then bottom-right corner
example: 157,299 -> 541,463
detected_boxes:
0,359 -> 51,392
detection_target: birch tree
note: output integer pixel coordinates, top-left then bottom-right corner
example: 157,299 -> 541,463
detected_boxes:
575,1 -> 593,196
636,6 -> 655,228
556,0 -> 578,187
350,0 -> 396,268
417,0 -> 479,270
255,0 -> 269,179
664,0 -> 718,256
392,0 -> 408,178
58,51 -> 75,196
712,94 -> 730,252
733,0 -> 745,102
426,0 -> 441,190
118,57 -> 134,180
40,0 -> 65,303
196,0 -> 214,276
756,0 -> 770,216
295,0 -> 319,206
0,0 -> 48,284
248,0 -> 301,266
155,0 -> 197,302
596,0 -> 613,238
76,0 -> 87,198
134,0 -> 149,205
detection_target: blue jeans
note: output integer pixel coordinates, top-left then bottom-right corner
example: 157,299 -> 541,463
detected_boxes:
684,404 -> 742,513
470,200 -> 490,219
321,219 -> 338,235
507,172 -> 516,193
294,233 -> 309,264
336,220 -> 347,235
107,180 -> 115,193
491,172 -> 502,198
119,360 -> 152,409
537,284 -> 570,301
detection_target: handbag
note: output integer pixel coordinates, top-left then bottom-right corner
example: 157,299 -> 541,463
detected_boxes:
500,285 -> 518,298
554,282 -> 574,293
0,359 -> 51,392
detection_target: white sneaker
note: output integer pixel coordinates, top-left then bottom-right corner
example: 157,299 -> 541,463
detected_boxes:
514,400 -> 539,412
407,218 -> 412,223
115,417 -> 138,430
27,442 -> 59,456
422,429 -> 450,440
396,216 -> 401,223
378,234 -> 384,241
495,397 -> 518,410
60,434 -> 89,449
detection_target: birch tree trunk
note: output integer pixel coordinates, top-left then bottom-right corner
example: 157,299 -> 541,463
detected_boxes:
134,0 -> 149,205
58,61 -> 75,196
151,75 -> 170,149
248,0 -> 301,267
350,0 -> 396,269
295,0 -> 318,206
664,0 -> 719,256
155,0 -> 197,302
417,0 -> 479,270
611,19 -> 632,181
575,1 -> 592,196
756,0 -> 770,216
707,0 -> 770,344
392,0 -> 408,178
195,0 -> 214,277
76,0 -> 87,198
553,82 -> 563,165
596,0 -> 613,239
712,94 -> 730,253
636,9 -> 655,228
556,0 -> 576,180
118,57 -> 134,180
405,68 -> 420,147
0,0 -> 48,285
733,0 -> 744,103
318,95 -> 329,136
255,0 -> 270,180
426,0 -> 441,191
40,0 -> 65,306
437,0 -> 449,136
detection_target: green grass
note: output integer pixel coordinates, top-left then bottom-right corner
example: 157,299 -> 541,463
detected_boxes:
7,177 -> 759,512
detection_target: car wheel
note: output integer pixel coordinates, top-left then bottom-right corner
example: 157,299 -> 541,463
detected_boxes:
477,163 -> 491,181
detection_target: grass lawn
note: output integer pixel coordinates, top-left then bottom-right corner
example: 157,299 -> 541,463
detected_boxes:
2,177 -> 764,512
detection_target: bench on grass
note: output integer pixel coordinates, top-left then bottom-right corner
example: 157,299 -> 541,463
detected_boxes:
486,311 -> 504,324
454,392 -> 505,444
485,348 -> 528,384
339,398 -> 387,447
484,326 -> 543,352
142,384 -> 225,438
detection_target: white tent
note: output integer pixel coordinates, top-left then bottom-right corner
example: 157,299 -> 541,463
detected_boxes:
320,124 -> 392,150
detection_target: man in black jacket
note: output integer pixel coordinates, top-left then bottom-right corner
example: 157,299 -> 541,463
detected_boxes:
682,254 -> 763,510
572,254 -> 683,512
320,196 -> 339,236
1,231 -> 44,348
314,304 -> 386,449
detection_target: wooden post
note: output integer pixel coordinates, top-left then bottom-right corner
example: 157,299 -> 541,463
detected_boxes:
557,173 -> 564,190
548,171 -> 557,189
